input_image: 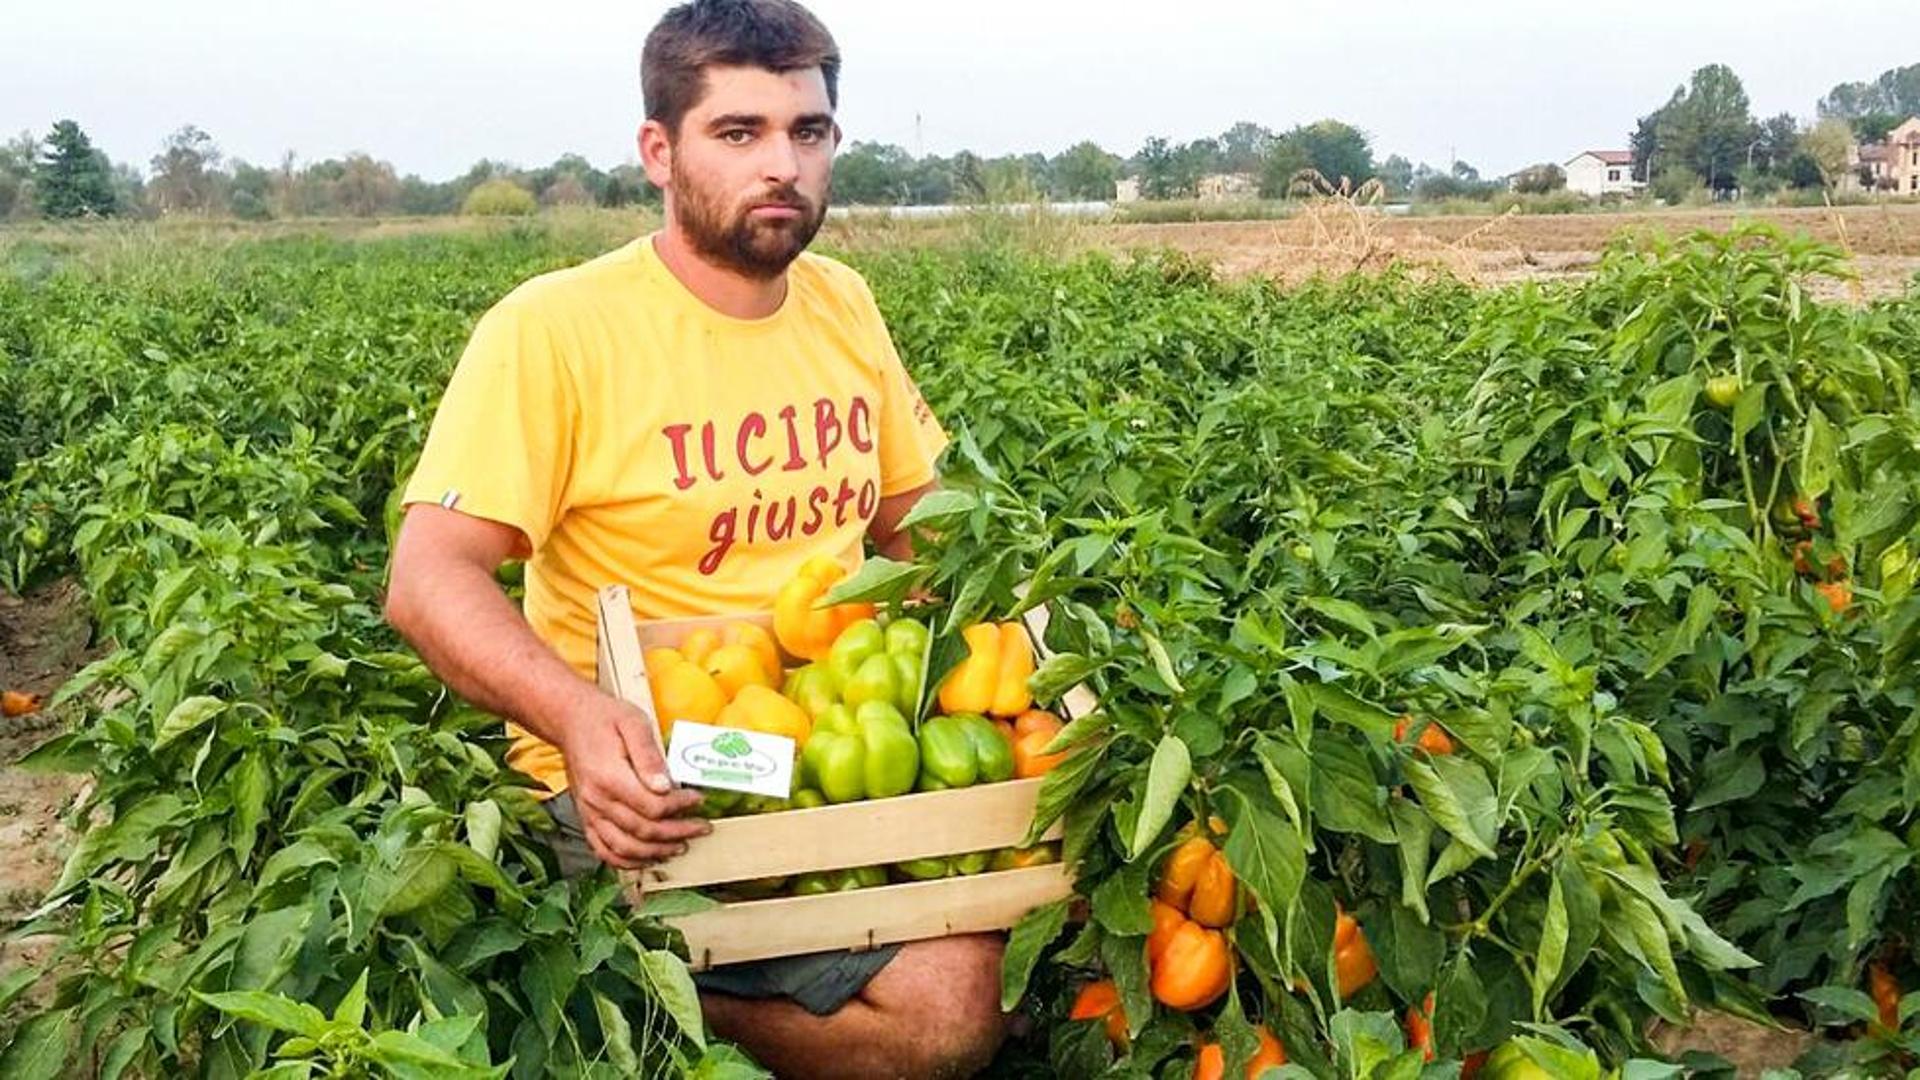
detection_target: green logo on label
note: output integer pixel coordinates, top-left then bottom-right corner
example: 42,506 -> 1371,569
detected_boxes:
711,731 -> 752,758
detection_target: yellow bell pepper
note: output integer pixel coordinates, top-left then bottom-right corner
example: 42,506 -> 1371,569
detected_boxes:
774,555 -> 877,661
643,647 -> 727,742
715,684 -> 813,746
937,622 -> 1035,718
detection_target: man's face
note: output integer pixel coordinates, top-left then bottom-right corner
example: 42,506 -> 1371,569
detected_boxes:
647,64 -> 837,280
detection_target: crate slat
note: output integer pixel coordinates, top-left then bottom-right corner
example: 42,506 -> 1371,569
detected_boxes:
629,776 -> 1061,890
669,864 -> 1074,970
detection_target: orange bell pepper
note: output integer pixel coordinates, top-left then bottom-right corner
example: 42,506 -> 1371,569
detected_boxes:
1157,835 -> 1237,928
1193,1025 -> 1286,1080
2,689 -> 42,717
937,622 -> 1035,717
1011,708 -> 1068,778
1870,961 -> 1900,1032
1393,714 -> 1455,755
1150,909 -> 1233,1011
774,555 -> 876,661
1406,992 -> 1435,1062
1069,979 -> 1129,1049
1334,909 -> 1378,998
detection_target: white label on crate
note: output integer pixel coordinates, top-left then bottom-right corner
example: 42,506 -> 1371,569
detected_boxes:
665,721 -> 795,798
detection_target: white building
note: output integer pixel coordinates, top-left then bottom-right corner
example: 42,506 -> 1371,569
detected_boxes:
1563,150 -> 1641,197
1115,177 -> 1142,203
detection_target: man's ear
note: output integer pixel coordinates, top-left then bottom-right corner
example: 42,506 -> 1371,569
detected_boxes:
831,121 -> 844,149
639,119 -> 673,189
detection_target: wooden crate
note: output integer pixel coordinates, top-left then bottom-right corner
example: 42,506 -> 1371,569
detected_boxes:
594,584 -> 1088,969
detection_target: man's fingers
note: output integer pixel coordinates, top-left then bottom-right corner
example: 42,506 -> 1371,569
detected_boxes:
590,818 -> 685,867
612,712 -> 675,795
577,787 -> 651,837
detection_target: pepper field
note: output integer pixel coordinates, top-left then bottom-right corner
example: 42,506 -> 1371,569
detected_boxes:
0,213 -> 1917,1078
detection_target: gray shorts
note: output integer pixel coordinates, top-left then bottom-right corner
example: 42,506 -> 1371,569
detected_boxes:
543,792 -> 899,1016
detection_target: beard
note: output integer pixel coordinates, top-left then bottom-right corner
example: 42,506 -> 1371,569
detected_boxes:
670,159 -> 827,281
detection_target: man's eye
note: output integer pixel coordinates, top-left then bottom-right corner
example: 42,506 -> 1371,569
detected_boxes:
721,130 -> 752,145
797,127 -> 828,144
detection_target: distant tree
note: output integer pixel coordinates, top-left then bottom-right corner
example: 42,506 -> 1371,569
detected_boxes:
950,151 -> 987,202
1818,63 -> 1920,121
1285,120 -> 1374,188
462,178 -> 535,216
1848,113 -> 1903,144
1051,140 -> 1119,200
335,154 -> 400,217
1801,117 -> 1857,192
1511,162 -> 1567,194
1135,136 -> 1184,199
1216,121 -> 1276,173
831,142 -> 912,204
35,120 -> 119,218
540,174 -> 593,207
1652,64 -> 1758,192
1256,138 -> 1310,198
0,130 -> 36,220
228,159 -> 274,220
1375,154 -> 1414,198
1752,112 -> 1801,175
149,125 -> 225,214
602,163 -> 658,207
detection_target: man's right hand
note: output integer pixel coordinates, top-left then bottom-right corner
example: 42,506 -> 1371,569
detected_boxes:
561,698 -> 711,870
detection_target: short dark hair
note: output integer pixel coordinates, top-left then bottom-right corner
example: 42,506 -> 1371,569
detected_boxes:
642,0 -> 841,135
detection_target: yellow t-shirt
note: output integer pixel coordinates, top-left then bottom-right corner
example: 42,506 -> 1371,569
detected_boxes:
401,234 -> 949,794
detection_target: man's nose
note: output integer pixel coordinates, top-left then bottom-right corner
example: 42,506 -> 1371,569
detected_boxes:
761,134 -> 801,185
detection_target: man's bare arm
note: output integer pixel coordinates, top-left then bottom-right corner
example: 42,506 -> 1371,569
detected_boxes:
384,503 -> 706,868
868,479 -> 938,562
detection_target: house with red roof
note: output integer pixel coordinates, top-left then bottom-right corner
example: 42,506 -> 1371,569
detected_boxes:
1563,150 -> 1642,197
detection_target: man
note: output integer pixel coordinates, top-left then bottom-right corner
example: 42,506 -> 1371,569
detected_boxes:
384,2 -> 1006,1076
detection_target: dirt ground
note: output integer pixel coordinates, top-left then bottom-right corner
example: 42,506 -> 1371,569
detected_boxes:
1090,203 -> 1920,301
0,579 -> 95,1020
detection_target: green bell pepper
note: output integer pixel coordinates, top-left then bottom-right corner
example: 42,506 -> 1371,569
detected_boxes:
791,865 -> 888,895
916,713 -> 1016,791
801,701 -> 919,803
782,663 -> 839,719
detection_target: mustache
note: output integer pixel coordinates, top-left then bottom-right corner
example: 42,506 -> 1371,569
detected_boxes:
746,186 -> 811,212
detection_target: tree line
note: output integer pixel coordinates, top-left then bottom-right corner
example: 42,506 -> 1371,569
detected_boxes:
4,60 -> 1914,222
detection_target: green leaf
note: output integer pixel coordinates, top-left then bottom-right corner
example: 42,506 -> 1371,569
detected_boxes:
896,488 -> 978,531
1029,652 -> 1102,704
1403,755 -> 1498,859
1090,858 -> 1153,935
230,751 -> 271,868
1307,683 -> 1396,738
1022,737 -> 1107,847
154,695 -> 225,748
1388,799 -> 1433,922
1101,932 -> 1153,1041
193,990 -> 329,1037
1534,867 -> 1572,1021
1128,734 -> 1192,860
1222,782 -> 1306,917
641,949 -> 707,1048
0,1007 -> 74,1080
592,991 -> 641,1075
463,798 -> 503,862
999,898 -> 1071,1011
821,556 -> 928,607
1311,739 -> 1395,844
332,968 -> 369,1027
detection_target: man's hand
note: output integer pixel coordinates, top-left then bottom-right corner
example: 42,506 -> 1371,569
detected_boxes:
561,697 -> 710,870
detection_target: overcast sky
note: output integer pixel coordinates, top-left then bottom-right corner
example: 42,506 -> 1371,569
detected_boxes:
4,1 -> 1913,181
